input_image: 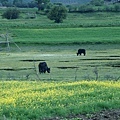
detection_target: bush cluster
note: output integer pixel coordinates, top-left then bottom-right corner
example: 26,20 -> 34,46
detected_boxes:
2,8 -> 20,19
68,3 -> 120,13
47,5 -> 67,23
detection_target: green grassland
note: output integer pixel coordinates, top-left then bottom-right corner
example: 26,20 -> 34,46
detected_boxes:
10,27 -> 120,44
0,11 -> 120,29
0,10 -> 120,44
1,27 -> 120,44
0,9 -> 120,120
0,44 -> 119,80
0,81 -> 120,120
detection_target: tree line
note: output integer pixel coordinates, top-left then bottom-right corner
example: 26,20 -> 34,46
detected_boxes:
1,0 -> 120,23
68,0 -> 120,13
0,0 -> 120,9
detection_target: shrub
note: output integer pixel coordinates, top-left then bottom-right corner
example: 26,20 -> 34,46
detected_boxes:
78,5 -> 95,13
47,5 -> 67,23
2,8 -> 20,19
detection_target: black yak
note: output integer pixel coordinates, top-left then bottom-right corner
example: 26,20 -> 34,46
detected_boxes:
38,62 -> 50,73
77,49 -> 86,56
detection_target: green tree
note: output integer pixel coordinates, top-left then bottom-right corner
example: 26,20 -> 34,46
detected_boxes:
35,0 -> 50,11
90,0 -> 104,6
104,0 -> 112,1
13,0 -> 23,5
2,8 -> 20,19
114,4 -> 120,12
47,5 -> 67,23
13,0 -> 23,7
0,0 -> 8,6
0,0 -> 8,3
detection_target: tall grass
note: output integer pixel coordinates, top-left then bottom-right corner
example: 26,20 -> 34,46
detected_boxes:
0,81 -> 120,120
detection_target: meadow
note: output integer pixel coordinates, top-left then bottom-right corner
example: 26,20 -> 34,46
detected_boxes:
0,81 -> 120,120
0,10 -> 120,29
9,27 -> 120,44
0,9 -> 120,119
0,44 -> 120,81
0,10 -> 120,45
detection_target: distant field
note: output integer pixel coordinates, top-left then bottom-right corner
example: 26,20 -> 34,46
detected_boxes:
0,10 -> 120,44
0,81 -> 120,120
0,11 -> 120,29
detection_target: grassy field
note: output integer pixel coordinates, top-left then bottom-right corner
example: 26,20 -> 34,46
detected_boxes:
0,11 -> 120,29
0,27 -> 120,44
0,44 -> 119,81
0,11 -> 120,44
0,80 -> 120,120
0,9 -> 120,120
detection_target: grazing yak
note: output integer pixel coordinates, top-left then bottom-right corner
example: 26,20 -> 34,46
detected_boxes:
77,49 -> 86,56
38,62 -> 50,73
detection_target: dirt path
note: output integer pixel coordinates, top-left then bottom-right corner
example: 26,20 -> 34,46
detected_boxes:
47,109 -> 120,120
73,109 -> 120,120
